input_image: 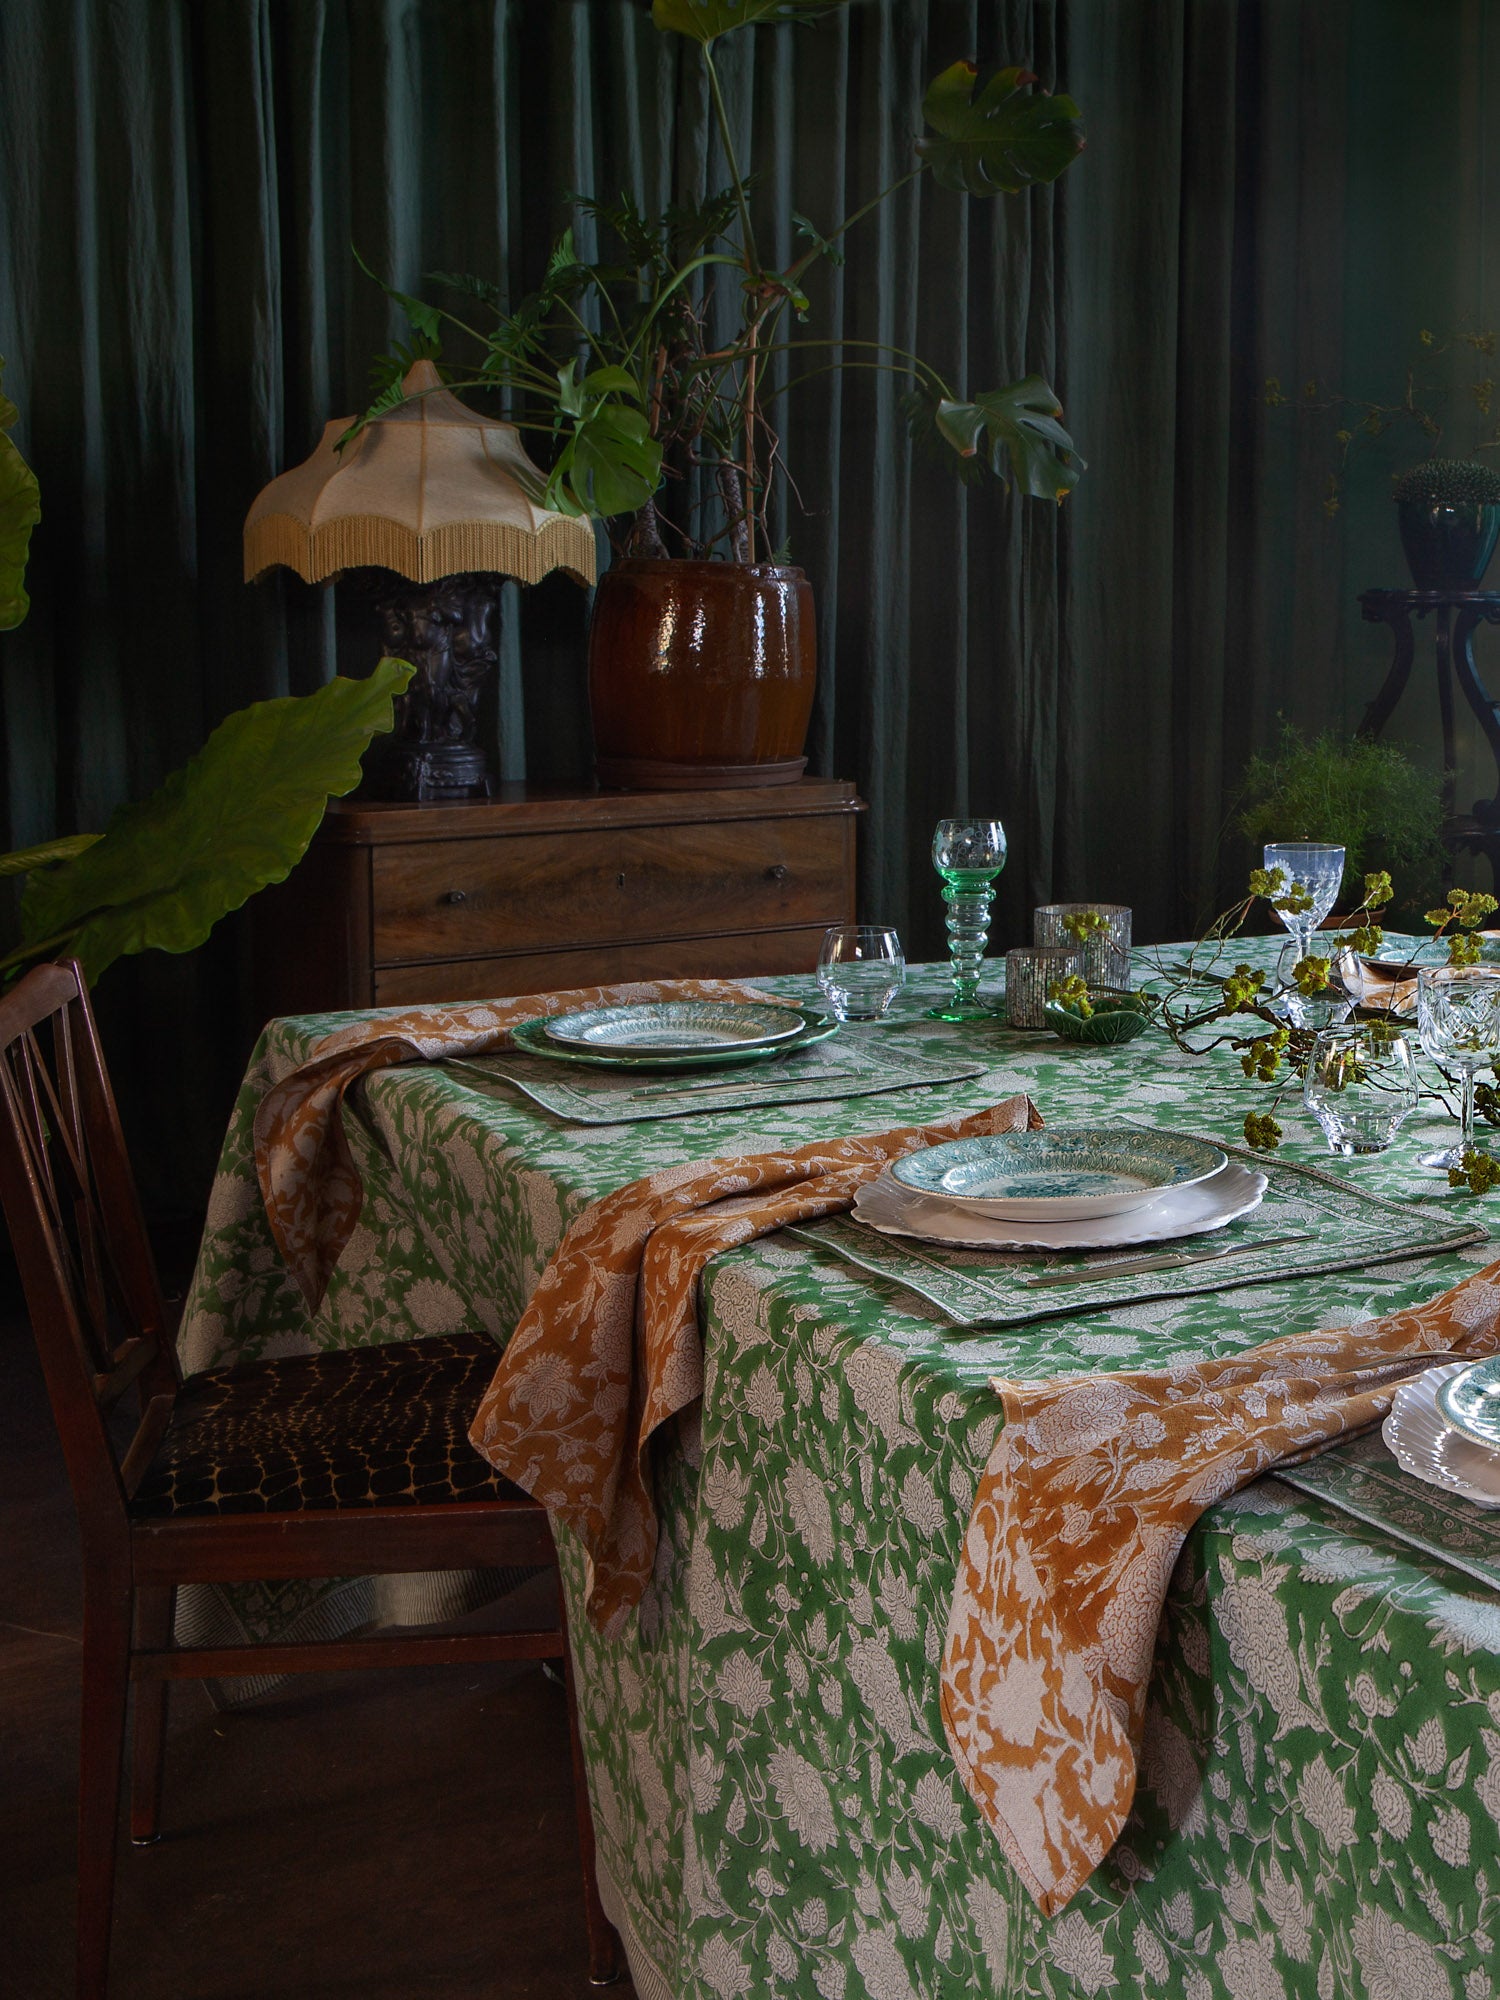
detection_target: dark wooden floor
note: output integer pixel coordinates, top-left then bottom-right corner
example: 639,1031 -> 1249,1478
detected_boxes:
0,1306 -> 638,2000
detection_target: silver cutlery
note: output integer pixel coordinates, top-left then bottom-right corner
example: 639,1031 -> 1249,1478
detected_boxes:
624,1066 -> 852,1099
1018,1230 -> 1312,1288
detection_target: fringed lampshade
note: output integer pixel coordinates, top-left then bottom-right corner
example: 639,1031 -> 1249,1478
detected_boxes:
243,359 -> 596,588
243,360 -> 596,800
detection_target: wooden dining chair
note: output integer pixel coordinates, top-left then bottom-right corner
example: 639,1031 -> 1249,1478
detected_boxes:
0,961 -> 620,1999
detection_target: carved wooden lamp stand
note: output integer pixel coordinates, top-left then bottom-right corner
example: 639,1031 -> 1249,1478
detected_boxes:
243,360 -> 595,801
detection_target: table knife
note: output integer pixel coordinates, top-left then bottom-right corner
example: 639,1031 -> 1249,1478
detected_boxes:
1019,1230 -> 1311,1287
624,1066 -> 854,1099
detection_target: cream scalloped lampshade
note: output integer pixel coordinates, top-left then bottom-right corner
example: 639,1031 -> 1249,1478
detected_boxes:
243,359 -> 596,588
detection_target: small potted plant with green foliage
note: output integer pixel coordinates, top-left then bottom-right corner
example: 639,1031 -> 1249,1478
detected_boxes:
1266,326 -> 1500,589
1392,457 -> 1500,590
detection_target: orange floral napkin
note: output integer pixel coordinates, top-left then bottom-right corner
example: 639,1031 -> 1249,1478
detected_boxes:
253,979 -> 772,1308
468,1095 -> 1043,1636
941,1258 -> 1500,1917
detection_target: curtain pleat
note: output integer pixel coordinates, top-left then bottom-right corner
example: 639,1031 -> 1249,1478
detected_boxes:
0,0 -> 1490,1210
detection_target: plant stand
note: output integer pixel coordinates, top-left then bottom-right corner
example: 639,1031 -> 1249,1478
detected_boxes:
1357,587 -> 1500,885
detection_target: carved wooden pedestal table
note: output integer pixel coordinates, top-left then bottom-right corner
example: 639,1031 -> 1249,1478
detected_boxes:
1357,586 -> 1500,883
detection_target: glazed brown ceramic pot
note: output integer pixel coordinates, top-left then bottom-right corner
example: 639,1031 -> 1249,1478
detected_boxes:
588,559 -> 817,788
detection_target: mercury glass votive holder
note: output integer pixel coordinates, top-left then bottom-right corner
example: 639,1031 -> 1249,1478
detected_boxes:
1004,945 -> 1086,1029
1033,903 -> 1133,989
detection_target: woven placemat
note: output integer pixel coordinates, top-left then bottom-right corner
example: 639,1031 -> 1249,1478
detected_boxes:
443,1034 -> 986,1124
786,1148 -> 1488,1329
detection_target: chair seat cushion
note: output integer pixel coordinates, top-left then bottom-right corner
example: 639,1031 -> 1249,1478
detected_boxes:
130,1332 -> 520,1517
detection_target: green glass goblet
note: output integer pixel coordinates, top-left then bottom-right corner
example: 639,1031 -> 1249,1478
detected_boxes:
927,817 -> 1007,1021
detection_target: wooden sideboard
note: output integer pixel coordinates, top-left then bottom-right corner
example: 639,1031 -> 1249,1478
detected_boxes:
252,780 -> 864,1018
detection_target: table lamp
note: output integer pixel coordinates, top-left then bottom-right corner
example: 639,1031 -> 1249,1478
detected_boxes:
243,359 -> 596,800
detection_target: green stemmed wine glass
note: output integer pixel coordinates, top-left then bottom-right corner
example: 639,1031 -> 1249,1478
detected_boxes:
928,818 -> 1007,1021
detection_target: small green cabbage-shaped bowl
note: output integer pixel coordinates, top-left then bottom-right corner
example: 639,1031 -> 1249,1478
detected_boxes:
1044,988 -> 1155,1046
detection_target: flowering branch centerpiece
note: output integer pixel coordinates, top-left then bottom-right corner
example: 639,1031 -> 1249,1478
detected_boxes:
1046,872 -> 1500,1178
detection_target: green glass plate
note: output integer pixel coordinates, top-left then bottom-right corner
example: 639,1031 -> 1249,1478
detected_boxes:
508,1006 -> 838,1072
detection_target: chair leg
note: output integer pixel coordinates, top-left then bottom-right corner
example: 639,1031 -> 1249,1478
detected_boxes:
129,1586 -> 175,1845
555,1577 -> 622,1986
77,1562 -> 133,2000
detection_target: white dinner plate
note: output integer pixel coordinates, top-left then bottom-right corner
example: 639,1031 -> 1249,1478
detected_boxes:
1383,1362 -> 1500,1510
851,1157 -> 1267,1251
542,1000 -> 807,1054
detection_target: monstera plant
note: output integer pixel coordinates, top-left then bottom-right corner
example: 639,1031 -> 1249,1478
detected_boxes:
354,0 -> 1087,789
0,357 -> 40,632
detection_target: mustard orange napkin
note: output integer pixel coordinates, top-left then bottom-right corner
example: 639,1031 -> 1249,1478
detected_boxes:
253,979 -> 770,1308
941,1259 -> 1500,1917
468,1094 -> 1042,1636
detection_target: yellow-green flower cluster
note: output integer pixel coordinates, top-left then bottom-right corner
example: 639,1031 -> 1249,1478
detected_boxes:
1448,1149 -> 1500,1195
1221,964 -> 1265,1010
1047,973 -> 1091,1016
1243,1112 -> 1282,1151
1061,909 -> 1109,942
1240,1029 -> 1289,1082
1293,954 -> 1332,995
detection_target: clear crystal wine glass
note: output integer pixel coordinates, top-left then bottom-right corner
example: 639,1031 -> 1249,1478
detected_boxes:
1415,966 -> 1500,1169
1302,1023 -> 1420,1156
927,818 -> 1007,1022
817,925 -> 905,1021
1263,842 -> 1345,979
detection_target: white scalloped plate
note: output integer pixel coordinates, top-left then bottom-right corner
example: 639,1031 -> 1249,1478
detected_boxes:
852,1158 -> 1267,1252
1383,1362 -> 1500,1511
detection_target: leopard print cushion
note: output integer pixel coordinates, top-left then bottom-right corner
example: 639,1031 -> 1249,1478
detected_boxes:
130,1332 -> 520,1517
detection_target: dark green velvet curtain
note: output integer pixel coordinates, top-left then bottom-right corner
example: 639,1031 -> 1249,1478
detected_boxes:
1,0 -> 1495,1211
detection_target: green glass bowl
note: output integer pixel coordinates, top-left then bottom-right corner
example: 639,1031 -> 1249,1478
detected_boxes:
1044,990 -> 1154,1047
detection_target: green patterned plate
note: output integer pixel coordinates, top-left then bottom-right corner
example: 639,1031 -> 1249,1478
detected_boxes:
509,1006 -> 838,1072
890,1126 -> 1227,1221
1436,1356 -> 1500,1453
543,1000 -> 807,1053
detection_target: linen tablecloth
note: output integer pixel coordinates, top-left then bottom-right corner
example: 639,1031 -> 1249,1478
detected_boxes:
181,942 -> 1500,1999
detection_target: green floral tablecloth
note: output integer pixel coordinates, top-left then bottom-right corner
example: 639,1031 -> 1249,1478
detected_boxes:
180,943 -> 1500,1999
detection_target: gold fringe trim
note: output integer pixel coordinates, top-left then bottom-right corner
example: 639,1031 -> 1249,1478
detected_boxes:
243,512 -> 597,588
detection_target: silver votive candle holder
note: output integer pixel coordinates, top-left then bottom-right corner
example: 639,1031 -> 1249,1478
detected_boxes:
1033,904 -> 1133,989
1004,945 -> 1086,1029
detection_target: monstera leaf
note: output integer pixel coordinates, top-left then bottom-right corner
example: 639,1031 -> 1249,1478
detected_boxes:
0,357 -> 41,631
917,62 -> 1085,196
0,834 -> 101,878
652,0 -> 846,44
545,368 -> 663,520
931,375 -> 1084,501
18,658 -> 414,982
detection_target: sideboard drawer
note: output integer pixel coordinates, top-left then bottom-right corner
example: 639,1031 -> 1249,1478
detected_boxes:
371,926 -> 834,1005
370,817 -> 848,965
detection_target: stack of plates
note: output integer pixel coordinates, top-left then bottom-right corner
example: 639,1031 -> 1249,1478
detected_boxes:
1383,1357 -> 1500,1510
854,1126 -> 1265,1251
513,1000 -> 837,1072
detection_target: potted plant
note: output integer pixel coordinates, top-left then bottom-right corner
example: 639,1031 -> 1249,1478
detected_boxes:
1266,327 -> 1500,590
351,0 -> 1086,787
1392,457 -> 1500,590
1233,724 -> 1445,920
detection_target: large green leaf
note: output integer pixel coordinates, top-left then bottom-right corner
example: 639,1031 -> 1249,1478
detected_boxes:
0,834 -> 101,878
930,374 -> 1085,500
652,0 -> 846,46
0,357 -> 41,631
916,62 -> 1085,196
19,658 -> 414,982
545,397 -> 663,520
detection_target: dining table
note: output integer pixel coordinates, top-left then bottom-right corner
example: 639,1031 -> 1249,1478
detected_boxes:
178,936 -> 1500,2000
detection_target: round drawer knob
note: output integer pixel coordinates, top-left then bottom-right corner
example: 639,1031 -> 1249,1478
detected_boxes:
442,889 -> 467,906
767,863 -> 789,882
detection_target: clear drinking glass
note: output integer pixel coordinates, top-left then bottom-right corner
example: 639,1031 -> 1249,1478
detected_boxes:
1263,842 -> 1345,981
1302,1023 -> 1420,1156
1415,966 -> 1500,1169
816,925 -> 905,1021
928,818 -> 1007,1022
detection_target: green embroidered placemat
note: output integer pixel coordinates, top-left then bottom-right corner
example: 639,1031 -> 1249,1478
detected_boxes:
786,1148 -> 1488,1329
442,1034 -> 986,1125
1274,1430 -> 1500,1596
